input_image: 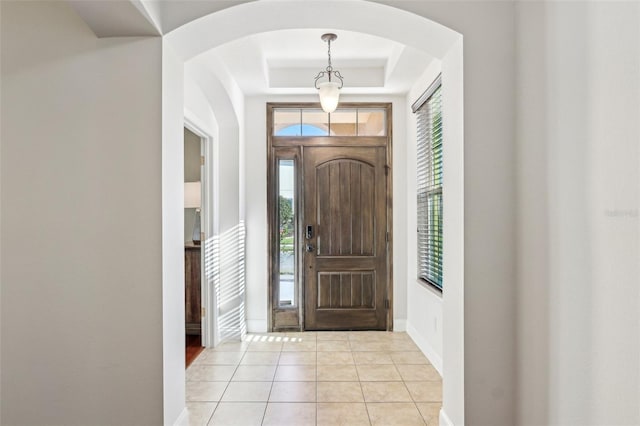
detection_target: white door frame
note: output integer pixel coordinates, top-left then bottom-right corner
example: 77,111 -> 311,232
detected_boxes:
184,115 -> 219,348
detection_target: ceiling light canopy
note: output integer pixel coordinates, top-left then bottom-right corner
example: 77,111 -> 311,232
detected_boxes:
314,33 -> 344,113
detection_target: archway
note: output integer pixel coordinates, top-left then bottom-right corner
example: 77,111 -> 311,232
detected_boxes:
160,2 -> 464,425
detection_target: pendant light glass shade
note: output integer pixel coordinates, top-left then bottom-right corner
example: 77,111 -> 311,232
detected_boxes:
318,81 -> 341,113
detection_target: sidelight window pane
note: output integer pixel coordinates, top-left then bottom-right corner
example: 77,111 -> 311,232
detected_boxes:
278,159 -> 296,306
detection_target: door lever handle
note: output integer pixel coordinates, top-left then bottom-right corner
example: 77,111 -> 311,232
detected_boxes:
306,244 -> 315,253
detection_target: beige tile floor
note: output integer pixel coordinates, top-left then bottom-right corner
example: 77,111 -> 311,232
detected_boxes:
179,331 -> 441,426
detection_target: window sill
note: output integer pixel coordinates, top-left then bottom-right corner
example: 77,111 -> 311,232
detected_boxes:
417,278 -> 443,297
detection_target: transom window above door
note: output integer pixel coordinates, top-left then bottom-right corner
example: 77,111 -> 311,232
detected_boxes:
273,107 -> 387,137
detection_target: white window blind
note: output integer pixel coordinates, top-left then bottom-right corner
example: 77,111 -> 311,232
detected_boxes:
413,77 -> 442,290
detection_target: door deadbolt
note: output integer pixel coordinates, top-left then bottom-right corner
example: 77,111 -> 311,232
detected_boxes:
306,244 -> 315,253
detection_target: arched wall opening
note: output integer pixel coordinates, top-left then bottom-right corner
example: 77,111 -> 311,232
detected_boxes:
161,2 -> 464,425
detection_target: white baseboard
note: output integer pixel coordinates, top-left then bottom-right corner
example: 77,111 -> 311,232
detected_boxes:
172,407 -> 188,426
406,321 -> 443,376
439,407 -> 454,426
246,319 -> 268,333
393,318 -> 407,332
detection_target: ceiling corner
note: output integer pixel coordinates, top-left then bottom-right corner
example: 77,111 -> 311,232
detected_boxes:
67,0 -> 161,37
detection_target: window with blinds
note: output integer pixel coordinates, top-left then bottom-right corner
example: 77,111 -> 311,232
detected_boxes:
413,76 -> 442,290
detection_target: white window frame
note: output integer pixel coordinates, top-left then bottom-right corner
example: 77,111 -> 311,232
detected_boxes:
412,75 -> 443,291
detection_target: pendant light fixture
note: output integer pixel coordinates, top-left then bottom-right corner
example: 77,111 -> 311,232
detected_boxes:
314,33 -> 344,113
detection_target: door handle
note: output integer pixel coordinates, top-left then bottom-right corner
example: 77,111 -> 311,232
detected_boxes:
306,244 -> 315,253
306,225 -> 314,239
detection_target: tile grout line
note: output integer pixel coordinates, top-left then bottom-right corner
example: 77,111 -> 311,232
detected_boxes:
259,346 -> 280,426
351,335 -> 374,426
400,377 -> 427,426
204,401 -> 218,426
204,346 -> 247,424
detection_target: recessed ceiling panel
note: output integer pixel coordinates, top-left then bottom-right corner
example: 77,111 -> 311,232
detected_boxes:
191,28 -> 435,96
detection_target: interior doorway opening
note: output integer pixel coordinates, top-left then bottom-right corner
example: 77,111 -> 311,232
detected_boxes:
183,119 -> 217,368
183,127 -> 204,367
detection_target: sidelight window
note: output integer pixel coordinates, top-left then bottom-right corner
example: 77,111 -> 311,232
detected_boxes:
278,159 -> 296,306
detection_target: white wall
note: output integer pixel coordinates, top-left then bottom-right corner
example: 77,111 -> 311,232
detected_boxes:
243,96 -> 268,332
403,60 -> 442,374
182,63 -> 245,343
516,2 -> 640,425
184,73 -> 218,139
184,63 -> 240,235
161,40 -> 186,425
1,2 -> 165,424
405,61 -> 444,373
404,40 -> 466,426
586,5 -> 639,423
439,38 -> 466,426
183,72 -> 220,349
392,3 -> 517,425
515,4 -> 550,423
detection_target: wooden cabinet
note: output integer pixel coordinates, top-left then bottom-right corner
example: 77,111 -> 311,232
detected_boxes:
185,243 -> 201,335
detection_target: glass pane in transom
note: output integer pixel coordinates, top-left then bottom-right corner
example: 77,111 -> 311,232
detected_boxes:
274,109 -> 301,136
357,109 -> 386,136
329,109 -> 357,136
301,109 -> 329,136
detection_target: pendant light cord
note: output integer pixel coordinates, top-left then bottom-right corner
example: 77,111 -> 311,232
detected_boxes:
326,39 -> 333,80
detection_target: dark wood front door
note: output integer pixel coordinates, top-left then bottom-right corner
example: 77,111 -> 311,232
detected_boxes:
303,146 -> 388,330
